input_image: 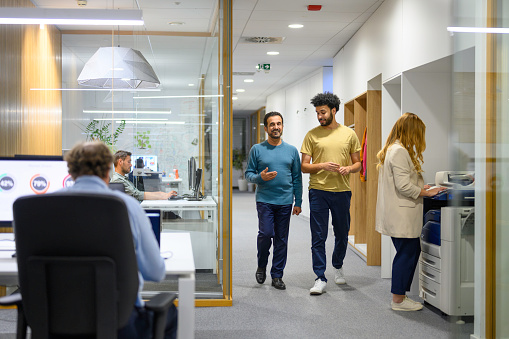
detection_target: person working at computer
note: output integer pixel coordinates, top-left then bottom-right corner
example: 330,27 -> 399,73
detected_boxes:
245,111 -> 302,290
375,113 -> 446,311
63,141 -> 177,338
111,150 -> 177,202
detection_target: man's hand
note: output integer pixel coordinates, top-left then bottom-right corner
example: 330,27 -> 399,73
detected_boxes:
292,206 -> 301,215
260,167 -> 277,181
321,162 -> 340,172
337,166 -> 351,175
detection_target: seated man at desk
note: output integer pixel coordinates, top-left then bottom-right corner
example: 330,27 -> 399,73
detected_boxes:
111,150 -> 176,202
63,141 -> 177,339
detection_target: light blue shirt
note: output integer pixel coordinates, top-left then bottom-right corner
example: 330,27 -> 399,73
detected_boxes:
245,140 -> 303,207
60,175 -> 165,307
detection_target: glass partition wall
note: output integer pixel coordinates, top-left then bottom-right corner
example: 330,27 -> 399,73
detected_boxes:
58,3 -> 232,306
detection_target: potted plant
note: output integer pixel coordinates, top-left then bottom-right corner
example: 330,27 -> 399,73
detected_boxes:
83,120 -> 126,152
135,130 -> 152,150
232,148 -> 248,191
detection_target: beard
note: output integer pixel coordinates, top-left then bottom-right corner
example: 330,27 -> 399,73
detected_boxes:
269,129 -> 282,139
319,115 -> 333,126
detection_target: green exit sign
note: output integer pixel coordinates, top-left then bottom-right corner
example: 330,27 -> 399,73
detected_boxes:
257,63 -> 271,70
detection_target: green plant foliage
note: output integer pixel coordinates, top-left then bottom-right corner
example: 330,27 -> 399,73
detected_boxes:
83,120 -> 126,150
232,148 -> 246,178
135,130 -> 152,149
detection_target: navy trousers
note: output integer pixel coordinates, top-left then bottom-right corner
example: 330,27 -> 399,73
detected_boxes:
118,304 -> 178,339
390,237 -> 421,295
309,189 -> 351,282
256,202 -> 292,278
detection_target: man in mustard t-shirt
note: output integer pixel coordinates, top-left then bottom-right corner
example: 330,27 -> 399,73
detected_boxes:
301,92 -> 361,295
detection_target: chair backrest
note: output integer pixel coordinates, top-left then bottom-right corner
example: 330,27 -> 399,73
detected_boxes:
13,192 -> 139,338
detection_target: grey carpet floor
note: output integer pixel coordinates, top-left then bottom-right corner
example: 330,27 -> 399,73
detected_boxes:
0,190 -> 474,338
194,190 -> 474,339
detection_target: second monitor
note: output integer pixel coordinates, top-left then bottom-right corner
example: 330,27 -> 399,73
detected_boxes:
187,168 -> 202,201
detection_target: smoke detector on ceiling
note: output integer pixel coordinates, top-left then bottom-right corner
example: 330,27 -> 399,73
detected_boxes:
76,0 -> 87,7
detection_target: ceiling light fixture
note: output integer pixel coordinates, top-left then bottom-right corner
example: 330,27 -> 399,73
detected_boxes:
188,84 -> 195,86
267,51 -> 279,55
447,26 -> 509,33
93,118 -> 168,121
30,88 -> 160,92
83,110 -> 172,114
168,21 -> 185,25
78,47 -> 160,89
134,94 -> 224,99
236,89 -> 245,92
119,121 -> 185,125
0,8 -> 143,26
232,97 -> 238,100
244,79 -> 254,83
288,24 -> 304,28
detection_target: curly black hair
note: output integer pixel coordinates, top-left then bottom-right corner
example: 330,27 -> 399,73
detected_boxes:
65,141 -> 113,180
310,92 -> 341,112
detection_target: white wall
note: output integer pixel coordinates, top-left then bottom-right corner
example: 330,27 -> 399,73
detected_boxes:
265,68 -> 325,218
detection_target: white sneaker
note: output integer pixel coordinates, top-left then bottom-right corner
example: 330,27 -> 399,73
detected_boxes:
391,297 -> 424,311
334,267 -> 346,285
310,279 -> 327,295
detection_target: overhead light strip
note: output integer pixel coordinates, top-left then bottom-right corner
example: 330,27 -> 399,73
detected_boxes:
134,95 -> 224,100
31,88 -> 160,92
0,8 -> 144,26
447,26 -> 509,33
118,121 -> 186,124
84,110 -> 172,114
93,118 -> 168,121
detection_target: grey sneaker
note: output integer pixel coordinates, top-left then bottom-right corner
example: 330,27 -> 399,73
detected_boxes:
391,297 -> 424,311
310,279 -> 327,295
334,267 -> 346,285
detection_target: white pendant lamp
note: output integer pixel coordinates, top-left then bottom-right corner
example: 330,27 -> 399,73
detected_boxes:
77,47 -> 160,89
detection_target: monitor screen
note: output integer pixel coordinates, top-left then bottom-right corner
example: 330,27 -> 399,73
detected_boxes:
132,155 -> 157,172
193,168 -> 202,199
0,158 -> 73,227
188,156 -> 196,190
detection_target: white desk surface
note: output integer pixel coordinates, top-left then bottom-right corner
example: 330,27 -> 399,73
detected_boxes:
0,233 -> 195,280
161,178 -> 183,183
141,195 -> 217,209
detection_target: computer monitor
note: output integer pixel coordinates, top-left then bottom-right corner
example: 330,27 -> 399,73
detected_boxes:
188,156 -> 196,190
187,168 -> 202,201
132,155 -> 157,172
108,182 -> 125,193
0,157 -> 73,227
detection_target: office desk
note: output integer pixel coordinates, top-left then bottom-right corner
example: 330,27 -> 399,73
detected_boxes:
0,233 -> 195,339
141,197 -> 217,271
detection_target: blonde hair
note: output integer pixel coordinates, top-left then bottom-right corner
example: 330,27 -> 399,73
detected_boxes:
377,112 -> 426,173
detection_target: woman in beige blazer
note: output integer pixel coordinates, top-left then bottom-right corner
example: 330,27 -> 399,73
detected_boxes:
375,113 -> 445,311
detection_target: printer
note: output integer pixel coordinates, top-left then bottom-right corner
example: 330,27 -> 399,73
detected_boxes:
419,171 -> 475,316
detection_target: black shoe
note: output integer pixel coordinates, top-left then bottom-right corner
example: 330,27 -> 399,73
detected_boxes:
272,278 -> 286,290
256,267 -> 266,284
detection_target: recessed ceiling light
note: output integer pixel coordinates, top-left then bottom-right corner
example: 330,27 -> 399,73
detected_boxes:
288,24 -> 304,29
244,79 -> 254,83
168,21 -> 185,26
188,84 -> 195,86
236,89 -> 245,92
267,51 -> 279,55
232,97 -> 238,100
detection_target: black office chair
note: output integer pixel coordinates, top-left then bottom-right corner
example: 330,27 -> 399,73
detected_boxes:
0,192 -> 176,339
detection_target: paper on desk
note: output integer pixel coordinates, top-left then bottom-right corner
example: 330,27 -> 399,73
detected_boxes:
0,240 -> 15,251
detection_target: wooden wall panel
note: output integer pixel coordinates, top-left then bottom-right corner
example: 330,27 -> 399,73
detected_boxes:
353,94 -> 367,244
0,0 -> 62,157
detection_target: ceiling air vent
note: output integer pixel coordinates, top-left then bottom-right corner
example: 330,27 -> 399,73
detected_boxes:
241,36 -> 284,44
233,72 -> 256,76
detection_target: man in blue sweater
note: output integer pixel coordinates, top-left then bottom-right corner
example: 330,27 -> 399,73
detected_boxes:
245,112 -> 302,290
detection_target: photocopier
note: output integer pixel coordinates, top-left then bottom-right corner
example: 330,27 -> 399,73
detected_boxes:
419,171 -> 475,316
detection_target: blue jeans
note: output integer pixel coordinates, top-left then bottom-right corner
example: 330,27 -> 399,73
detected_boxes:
309,189 -> 352,282
256,202 -> 293,278
391,237 -> 421,295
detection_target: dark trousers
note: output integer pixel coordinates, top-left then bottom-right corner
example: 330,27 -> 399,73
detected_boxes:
309,189 -> 351,282
391,237 -> 421,295
256,202 -> 292,278
118,304 -> 178,339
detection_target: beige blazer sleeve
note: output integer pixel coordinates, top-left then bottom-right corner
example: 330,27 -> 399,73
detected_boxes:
375,143 -> 424,238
